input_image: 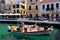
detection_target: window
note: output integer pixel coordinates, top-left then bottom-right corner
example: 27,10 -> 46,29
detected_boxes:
43,5 -> 45,10
56,3 -> 59,9
36,5 -> 38,10
13,5 -> 15,8
17,10 -> 19,13
46,4 -> 50,11
16,4 -> 19,8
21,5 -> 25,9
13,10 -> 16,13
36,0 -> 38,2
2,0 -> 4,3
30,0 -> 32,2
56,14 -> 59,19
9,6 -> 11,10
35,14 -> 38,17
29,6 -> 31,10
51,4 -> 54,10
29,14 -> 32,18
22,6 -> 25,9
23,11 -> 25,13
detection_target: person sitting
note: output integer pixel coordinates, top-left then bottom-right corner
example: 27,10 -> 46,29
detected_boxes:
44,26 -> 48,30
19,22 -> 25,28
33,24 -> 38,28
33,24 -> 38,31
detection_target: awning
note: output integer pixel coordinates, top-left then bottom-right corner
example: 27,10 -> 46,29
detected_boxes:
0,13 -> 21,15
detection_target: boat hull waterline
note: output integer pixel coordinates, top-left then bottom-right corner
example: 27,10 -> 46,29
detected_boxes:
9,30 -> 52,36
8,25 -> 53,36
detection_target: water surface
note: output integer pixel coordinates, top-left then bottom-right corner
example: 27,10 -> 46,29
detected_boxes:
0,23 -> 58,40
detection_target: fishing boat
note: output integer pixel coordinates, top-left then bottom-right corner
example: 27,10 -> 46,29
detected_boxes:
8,24 -> 53,35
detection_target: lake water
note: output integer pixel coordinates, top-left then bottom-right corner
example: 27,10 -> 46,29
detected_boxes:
0,23 -> 58,40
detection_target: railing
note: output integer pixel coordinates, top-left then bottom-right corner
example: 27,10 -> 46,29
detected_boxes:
0,19 -> 60,24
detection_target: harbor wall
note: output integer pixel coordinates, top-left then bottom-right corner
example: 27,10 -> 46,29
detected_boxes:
0,21 -> 60,29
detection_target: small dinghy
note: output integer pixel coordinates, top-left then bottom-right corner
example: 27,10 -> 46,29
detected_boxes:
8,24 -> 53,35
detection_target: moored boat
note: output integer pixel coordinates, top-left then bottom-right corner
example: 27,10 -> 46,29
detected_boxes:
8,24 -> 53,36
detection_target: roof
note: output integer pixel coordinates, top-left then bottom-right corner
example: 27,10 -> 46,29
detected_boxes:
40,0 -> 54,2
40,0 -> 60,3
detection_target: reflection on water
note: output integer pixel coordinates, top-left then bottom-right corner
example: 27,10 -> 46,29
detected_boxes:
2,34 -> 32,40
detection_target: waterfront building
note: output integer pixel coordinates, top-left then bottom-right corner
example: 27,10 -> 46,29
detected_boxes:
19,0 -> 39,18
0,0 -> 60,20
12,2 -> 20,14
0,0 -> 15,13
39,0 -> 60,20
11,2 -> 21,19
0,0 -> 5,13
0,0 -> 20,20
5,0 -> 15,13
5,0 -> 15,4
12,0 -> 39,18
19,0 -> 60,20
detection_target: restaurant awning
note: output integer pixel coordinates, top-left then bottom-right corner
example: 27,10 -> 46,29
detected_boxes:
0,13 -> 21,16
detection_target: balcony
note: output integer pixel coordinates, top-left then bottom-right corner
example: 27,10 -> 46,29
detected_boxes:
20,8 -> 27,11
28,10 -> 39,13
45,10 -> 54,14
20,1 -> 25,6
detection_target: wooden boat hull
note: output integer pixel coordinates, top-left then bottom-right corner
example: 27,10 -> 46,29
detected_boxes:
8,25 -> 53,36
12,31 -> 52,36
